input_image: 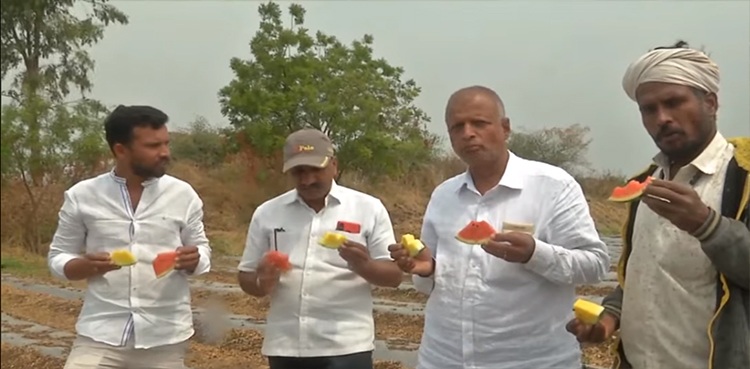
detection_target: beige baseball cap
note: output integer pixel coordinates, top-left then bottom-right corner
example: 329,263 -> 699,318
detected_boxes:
282,128 -> 335,173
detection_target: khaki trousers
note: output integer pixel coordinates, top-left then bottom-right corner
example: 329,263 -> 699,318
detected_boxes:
63,335 -> 188,369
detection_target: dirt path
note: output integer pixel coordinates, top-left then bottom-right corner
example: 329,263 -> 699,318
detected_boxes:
1,342 -> 66,369
1,275 -> 615,368
0,283 -> 409,369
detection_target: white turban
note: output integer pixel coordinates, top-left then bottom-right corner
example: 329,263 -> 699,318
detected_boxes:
621,48 -> 720,101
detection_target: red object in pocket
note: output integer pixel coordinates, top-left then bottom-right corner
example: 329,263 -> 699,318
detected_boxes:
265,251 -> 292,272
336,221 -> 361,234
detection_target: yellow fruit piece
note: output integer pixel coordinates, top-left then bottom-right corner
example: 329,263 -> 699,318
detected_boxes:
110,249 -> 137,267
319,231 -> 347,249
401,234 -> 425,257
573,298 -> 605,325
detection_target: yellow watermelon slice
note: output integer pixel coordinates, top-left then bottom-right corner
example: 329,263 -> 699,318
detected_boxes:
153,251 -> 178,278
455,220 -> 496,245
318,231 -> 347,249
110,249 -> 137,267
573,298 -> 605,325
608,176 -> 653,203
401,234 -> 425,257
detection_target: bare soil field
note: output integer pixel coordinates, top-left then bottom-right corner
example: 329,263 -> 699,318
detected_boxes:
0,271 -> 617,369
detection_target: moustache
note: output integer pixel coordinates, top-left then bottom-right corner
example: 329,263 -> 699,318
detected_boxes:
656,128 -> 684,140
298,183 -> 322,191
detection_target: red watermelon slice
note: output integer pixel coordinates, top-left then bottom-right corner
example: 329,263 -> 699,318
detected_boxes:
265,251 -> 292,272
153,251 -> 178,278
455,220 -> 496,245
608,177 -> 653,203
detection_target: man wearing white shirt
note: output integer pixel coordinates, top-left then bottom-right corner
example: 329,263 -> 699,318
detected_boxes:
237,128 -> 403,369
47,105 -> 211,369
389,86 -> 610,369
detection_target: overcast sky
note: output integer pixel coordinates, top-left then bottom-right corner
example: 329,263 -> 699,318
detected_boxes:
19,1 -> 750,174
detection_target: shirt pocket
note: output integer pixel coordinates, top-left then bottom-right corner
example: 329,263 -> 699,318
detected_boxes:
269,228 -> 309,272
137,215 -> 184,249
85,219 -> 133,252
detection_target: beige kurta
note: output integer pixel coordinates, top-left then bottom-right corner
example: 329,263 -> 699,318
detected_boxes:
620,132 -> 735,369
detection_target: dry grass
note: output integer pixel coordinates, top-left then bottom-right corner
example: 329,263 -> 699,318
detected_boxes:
0,150 -> 625,368
1,153 -> 627,258
0,342 -> 66,369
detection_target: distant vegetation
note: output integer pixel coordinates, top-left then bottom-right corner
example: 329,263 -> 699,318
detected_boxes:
1,0 -> 628,255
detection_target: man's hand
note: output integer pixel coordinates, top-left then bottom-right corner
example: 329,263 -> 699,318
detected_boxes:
175,245 -> 201,273
256,254 -> 282,295
641,179 -> 710,234
388,243 -> 434,277
85,252 -> 121,276
481,232 -> 535,263
565,313 -> 618,343
339,240 -> 371,271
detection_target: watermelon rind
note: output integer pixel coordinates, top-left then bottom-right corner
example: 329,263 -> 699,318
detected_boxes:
607,177 -> 653,203
455,220 -> 496,245
153,251 -> 177,278
455,235 -> 493,245
607,191 -> 645,203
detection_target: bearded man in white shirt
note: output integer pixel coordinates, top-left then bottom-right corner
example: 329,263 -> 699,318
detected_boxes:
47,105 -> 212,369
389,86 -> 610,369
237,128 -> 404,369
567,41 -> 750,369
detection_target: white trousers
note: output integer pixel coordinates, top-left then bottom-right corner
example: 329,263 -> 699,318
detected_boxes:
63,335 -> 188,369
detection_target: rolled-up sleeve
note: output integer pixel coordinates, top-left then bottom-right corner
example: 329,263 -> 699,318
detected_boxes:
237,206 -> 269,273
48,190 -> 87,280
412,198 -> 439,295
367,201 -> 397,261
180,194 -> 211,276
523,179 -> 610,285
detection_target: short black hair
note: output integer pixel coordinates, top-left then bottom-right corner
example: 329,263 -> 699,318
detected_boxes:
104,105 -> 169,149
653,40 -> 691,50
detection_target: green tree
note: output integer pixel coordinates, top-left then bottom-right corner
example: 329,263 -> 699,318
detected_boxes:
1,0 -> 128,252
507,123 -> 592,174
218,1 -> 437,179
170,116 -> 232,167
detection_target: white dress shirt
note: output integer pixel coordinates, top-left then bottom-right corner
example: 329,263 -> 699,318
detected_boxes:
620,132 -> 733,369
413,152 -> 610,369
47,171 -> 212,350
238,181 -> 396,357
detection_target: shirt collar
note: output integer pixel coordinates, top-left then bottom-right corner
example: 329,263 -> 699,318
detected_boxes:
108,168 -> 160,187
457,151 -> 525,194
284,179 -> 343,208
652,131 -> 729,175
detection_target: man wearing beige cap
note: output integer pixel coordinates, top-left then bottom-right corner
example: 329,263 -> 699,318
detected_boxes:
237,128 -> 404,369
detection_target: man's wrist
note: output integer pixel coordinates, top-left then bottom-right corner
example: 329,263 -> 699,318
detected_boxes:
350,258 -> 373,275
691,207 -> 721,241
416,258 -> 436,278
600,311 -> 620,332
255,274 -> 271,295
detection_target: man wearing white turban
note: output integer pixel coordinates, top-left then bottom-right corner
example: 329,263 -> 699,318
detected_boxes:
566,40 -> 750,369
